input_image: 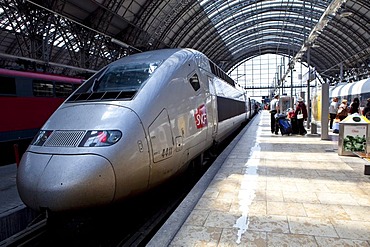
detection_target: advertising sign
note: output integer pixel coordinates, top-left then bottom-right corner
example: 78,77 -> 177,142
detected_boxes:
342,125 -> 367,152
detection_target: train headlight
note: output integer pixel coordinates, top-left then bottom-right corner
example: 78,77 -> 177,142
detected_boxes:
79,130 -> 122,147
31,130 -> 53,146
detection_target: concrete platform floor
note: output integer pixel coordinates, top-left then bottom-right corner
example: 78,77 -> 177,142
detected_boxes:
151,110 -> 370,247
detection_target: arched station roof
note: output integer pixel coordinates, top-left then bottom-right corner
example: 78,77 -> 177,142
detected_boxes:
0,0 -> 369,83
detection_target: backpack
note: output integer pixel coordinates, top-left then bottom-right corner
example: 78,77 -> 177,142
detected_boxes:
337,105 -> 348,117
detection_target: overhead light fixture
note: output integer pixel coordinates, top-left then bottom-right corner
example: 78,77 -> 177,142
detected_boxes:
111,38 -> 130,48
339,10 -> 353,17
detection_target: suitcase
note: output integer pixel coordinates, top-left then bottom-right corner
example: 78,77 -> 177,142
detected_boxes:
290,117 -> 299,134
275,113 -> 287,119
278,118 -> 292,135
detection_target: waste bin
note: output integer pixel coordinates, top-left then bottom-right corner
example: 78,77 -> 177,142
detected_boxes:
338,113 -> 370,156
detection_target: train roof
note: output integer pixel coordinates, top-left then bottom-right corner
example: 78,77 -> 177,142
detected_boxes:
113,48 -> 189,63
109,48 -> 236,87
0,68 -> 84,83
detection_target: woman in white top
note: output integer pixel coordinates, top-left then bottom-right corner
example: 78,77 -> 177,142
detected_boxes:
329,97 -> 339,129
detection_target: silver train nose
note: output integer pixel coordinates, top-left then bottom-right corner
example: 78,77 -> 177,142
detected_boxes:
17,152 -> 115,212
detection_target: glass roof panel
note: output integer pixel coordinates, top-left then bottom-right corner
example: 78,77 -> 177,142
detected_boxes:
229,54 -> 310,101
198,0 -> 329,54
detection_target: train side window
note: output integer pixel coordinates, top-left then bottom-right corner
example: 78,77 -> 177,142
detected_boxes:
33,80 -> 54,97
55,82 -> 73,97
189,74 -> 200,91
0,76 -> 16,95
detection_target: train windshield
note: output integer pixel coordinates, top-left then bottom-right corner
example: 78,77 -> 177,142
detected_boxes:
91,62 -> 161,92
68,61 -> 162,101
73,61 -> 161,94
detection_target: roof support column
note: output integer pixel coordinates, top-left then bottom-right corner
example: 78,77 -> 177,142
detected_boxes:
307,48 -> 311,129
290,62 -> 294,108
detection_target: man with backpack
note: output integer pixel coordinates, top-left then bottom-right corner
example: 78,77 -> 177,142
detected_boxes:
337,99 -> 349,121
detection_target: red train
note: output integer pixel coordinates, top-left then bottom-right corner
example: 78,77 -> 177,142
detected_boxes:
0,68 -> 84,165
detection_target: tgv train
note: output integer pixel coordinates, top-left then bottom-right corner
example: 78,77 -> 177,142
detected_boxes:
17,48 -> 253,212
311,77 -> 370,122
0,68 -> 84,165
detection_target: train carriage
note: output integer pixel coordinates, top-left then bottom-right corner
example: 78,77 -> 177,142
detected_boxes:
0,68 -> 84,165
17,48 -> 252,212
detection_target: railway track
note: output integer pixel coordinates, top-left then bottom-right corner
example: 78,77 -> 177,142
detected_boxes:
0,216 -> 47,247
0,166 -> 207,247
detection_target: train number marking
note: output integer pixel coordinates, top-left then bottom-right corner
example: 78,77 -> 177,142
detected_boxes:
194,104 -> 207,129
161,147 -> 173,158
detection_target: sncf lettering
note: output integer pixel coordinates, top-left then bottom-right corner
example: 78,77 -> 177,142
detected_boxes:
194,104 -> 208,129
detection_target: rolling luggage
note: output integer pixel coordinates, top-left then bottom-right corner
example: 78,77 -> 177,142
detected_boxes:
278,118 -> 292,136
290,117 -> 299,134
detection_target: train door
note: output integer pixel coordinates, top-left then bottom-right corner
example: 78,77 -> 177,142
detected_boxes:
189,72 -> 208,141
179,69 -> 216,174
148,108 -> 175,186
207,76 -> 218,139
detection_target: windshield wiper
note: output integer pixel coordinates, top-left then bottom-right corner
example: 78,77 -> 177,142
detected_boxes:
90,67 -> 108,92
90,78 -> 99,92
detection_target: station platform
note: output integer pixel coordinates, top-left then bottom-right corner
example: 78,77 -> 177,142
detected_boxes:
0,164 -> 24,216
148,110 -> 370,246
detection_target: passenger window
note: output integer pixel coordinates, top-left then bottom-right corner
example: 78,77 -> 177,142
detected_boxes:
189,74 -> 200,91
33,80 -> 54,97
0,76 -> 16,95
55,82 -> 73,97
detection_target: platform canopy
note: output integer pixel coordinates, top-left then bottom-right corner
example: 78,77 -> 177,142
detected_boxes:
0,0 -> 369,83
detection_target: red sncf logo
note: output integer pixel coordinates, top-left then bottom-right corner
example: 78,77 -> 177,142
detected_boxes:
194,104 -> 207,129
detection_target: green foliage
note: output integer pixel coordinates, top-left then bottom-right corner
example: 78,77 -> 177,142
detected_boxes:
343,135 -> 366,152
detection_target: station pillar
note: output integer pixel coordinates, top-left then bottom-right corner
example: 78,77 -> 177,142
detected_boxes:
321,83 -> 329,140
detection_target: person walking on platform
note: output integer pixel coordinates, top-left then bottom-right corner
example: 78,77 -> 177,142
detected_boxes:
329,97 -> 339,129
362,98 -> 370,119
295,97 -> 308,135
337,99 -> 349,121
269,94 -> 280,134
287,108 -> 298,134
349,97 -> 360,115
